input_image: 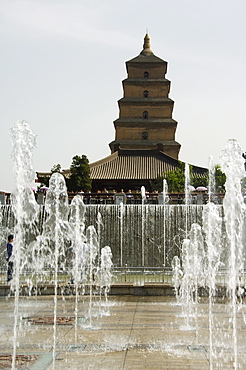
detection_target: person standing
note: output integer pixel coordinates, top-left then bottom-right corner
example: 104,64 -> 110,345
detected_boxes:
102,188 -> 109,204
126,189 -> 134,204
6,234 -> 14,282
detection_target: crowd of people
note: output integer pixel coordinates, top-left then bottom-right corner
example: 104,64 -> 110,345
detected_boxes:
76,188 -> 160,205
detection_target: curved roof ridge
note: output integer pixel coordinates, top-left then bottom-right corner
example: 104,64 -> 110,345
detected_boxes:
90,151 -> 118,168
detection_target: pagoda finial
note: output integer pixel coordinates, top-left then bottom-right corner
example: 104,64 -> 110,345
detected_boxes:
141,33 -> 153,56
143,33 -> 150,49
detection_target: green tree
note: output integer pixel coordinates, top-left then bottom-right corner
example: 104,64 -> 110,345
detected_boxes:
151,162 -> 186,192
214,164 -> 226,192
51,163 -> 61,174
165,162 -> 186,192
68,155 -> 92,192
152,162 -> 209,193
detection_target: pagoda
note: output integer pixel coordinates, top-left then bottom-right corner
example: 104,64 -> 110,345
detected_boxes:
109,33 -> 180,158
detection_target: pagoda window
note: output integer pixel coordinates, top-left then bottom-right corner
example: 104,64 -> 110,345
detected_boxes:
143,90 -> 149,98
142,132 -> 148,140
144,71 -> 149,78
143,111 -> 148,119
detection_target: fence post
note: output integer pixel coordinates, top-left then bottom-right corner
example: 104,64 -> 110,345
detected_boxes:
125,264 -> 127,282
162,264 -> 165,283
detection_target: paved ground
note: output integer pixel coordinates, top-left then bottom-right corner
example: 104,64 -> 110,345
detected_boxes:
0,294 -> 246,369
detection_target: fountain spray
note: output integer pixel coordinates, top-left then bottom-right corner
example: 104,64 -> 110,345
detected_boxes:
220,139 -> 246,369
10,120 -> 38,370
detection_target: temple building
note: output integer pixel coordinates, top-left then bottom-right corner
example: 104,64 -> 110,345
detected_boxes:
88,34 -> 207,191
37,34 -> 207,191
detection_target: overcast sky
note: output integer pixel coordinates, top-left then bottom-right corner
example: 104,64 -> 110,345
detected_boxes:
1,0 -> 246,192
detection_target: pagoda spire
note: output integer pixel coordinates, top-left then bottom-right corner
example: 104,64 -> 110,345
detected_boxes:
140,33 -> 153,56
109,34 -> 181,159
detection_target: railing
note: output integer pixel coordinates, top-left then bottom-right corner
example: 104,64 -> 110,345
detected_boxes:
1,266 -> 246,287
113,267 -> 246,286
0,191 -> 226,206
211,268 -> 246,286
113,266 -> 173,284
67,192 -> 224,205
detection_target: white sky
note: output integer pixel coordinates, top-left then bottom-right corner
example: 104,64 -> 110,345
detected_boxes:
1,0 -> 246,192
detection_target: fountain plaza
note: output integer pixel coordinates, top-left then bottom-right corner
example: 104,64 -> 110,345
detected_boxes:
0,294 -> 246,370
1,120 -> 246,369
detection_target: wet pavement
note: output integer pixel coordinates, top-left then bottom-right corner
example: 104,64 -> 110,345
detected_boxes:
0,294 -> 246,369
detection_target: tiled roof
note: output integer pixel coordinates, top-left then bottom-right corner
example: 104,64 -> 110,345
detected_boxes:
36,151 -> 208,181
90,150 -> 207,180
127,53 -> 165,64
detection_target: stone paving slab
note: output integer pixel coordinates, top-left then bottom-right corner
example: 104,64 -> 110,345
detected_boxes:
0,295 -> 246,369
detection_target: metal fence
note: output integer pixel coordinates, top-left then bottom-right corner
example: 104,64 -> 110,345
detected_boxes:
1,266 -> 246,287
0,192 -> 226,206
113,266 -> 173,284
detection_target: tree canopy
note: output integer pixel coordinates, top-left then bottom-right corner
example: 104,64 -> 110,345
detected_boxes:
50,163 -> 61,174
67,155 -> 92,192
152,162 -> 188,192
151,162 -> 227,193
214,164 -> 226,192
